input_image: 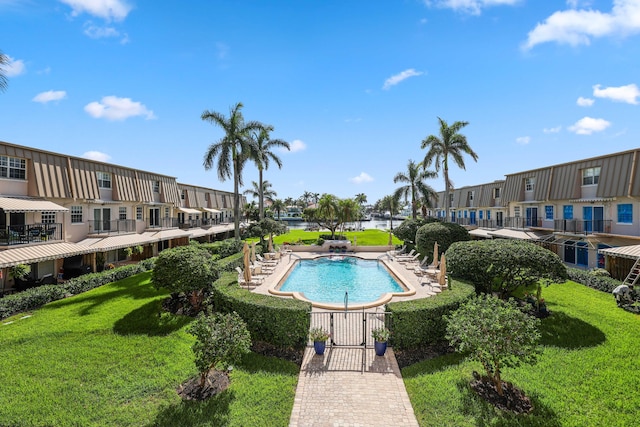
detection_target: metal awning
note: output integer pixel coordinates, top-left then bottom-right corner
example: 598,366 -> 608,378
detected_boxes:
178,207 -> 201,214
569,197 -> 615,203
201,208 -> 222,214
0,242 -> 94,268
142,229 -> 191,241
189,228 -> 213,238
598,245 -> 640,260
535,234 -> 596,249
487,229 -> 546,240
469,228 -> 494,239
76,233 -> 158,252
0,197 -> 68,212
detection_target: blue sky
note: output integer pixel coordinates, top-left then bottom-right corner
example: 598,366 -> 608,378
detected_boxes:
1,0 -> 640,206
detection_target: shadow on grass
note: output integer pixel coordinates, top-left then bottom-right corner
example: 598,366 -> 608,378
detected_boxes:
236,351 -> 300,376
457,379 -> 561,427
113,300 -> 193,336
401,352 -> 466,378
539,311 -> 605,349
148,389 -> 233,427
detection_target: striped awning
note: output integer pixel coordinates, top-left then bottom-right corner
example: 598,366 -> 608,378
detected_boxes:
598,245 -> 640,260
76,233 -> 158,252
0,242 -> 94,268
178,207 -> 201,215
201,208 -> 222,214
488,229 -> 546,240
142,229 -> 191,241
469,228 -> 494,239
189,228 -> 213,238
0,197 -> 68,212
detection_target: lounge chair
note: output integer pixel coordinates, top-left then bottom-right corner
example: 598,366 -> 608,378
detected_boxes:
393,249 -> 415,260
396,252 -> 420,263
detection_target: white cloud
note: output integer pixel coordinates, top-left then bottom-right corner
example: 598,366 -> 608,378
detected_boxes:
350,172 -> 374,184
568,116 -> 611,134
3,55 -> 25,77
426,0 -> 521,15
288,139 -> 306,153
82,150 -> 111,162
383,69 -> 424,90
577,96 -> 594,106
543,126 -> 562,133
524,0 -> 640,50
516,136 -> 531,145
84,96 -> 156,121
593,83 -> 640,104
33,90 -> 67,103
83,21 -> 119,38
59,0 -> 132,21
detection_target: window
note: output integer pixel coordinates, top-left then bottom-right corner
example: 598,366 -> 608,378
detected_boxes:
618,204 -> 633,224
468,191 -> 474,201
582,167 -> 601,186
493,187 -> 501,199
119,207 -> 127,220
479,210 -> 483,220
153,181 -> 160,193
545,205 -> 554,220
563,205 -> 573,220
97,172 -> 111,189
0,155 -> 26,180
449,193 -> 454,207
41,211 -> 56,224
181,190 -> 186,200
487,210 -> 491,220
136,206 -> 143,220
71,206 -> 83,223
514,206 -> 521,217
164,207 -> 170,218
525,177 -> 535,192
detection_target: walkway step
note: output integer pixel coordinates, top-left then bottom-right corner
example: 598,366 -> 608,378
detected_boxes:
289,347 -> 419,427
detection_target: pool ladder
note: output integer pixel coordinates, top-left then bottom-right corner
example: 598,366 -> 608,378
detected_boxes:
344,290 -> 348,316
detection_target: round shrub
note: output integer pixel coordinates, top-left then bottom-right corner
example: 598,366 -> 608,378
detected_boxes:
151,245 -> 218,295
446,239 -> 568,296
393,218 -> 426,244
415,221 -> 470,263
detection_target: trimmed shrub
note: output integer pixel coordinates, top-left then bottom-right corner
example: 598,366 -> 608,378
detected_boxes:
567,267 -> 622,294
196,238 -> 244,258
446,239 -> 568,296
386,280 -> 475,350
393,218 -> 426,244
415,221 -> 470,263
151,245 -> 218,295
210,272 -> 311,349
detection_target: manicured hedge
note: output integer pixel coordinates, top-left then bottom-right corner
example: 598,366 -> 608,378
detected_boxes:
415,221 -> 470,263
210,272 -> 311,349
0,258 -> 156,320
567,267 -> 623,294
386,280 -> 475,350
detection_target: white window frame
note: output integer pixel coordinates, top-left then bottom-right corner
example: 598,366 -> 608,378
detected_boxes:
525,177 -> 535,192
97,171 -> 112,189
41,211 -> 56,224
493,187 -> 501,199
136,206 -> 143,220
582,167 -> 601,186
119,207 -> 127,220
0,155 -> 26,180
71,206 -> 83,223
153,181 -> 160,193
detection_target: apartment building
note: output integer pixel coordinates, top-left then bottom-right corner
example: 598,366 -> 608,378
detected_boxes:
434,149 -> 640,279
0,141 -> 242,295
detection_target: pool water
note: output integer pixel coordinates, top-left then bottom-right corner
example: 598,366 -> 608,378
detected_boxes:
279,256 -> 404,304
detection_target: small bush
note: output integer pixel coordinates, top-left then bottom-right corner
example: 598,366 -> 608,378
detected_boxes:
567,267 -> 622,294
415,222 -> 470,263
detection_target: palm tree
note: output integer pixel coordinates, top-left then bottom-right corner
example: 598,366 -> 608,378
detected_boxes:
284,197 -> 296,208
421,117 -> 478,222
202,102 -> 263,239
339,198 -> 359,233
354,193 -> 367,206
379,193 -> 401,231
0,50 -> 9,92
248,126 -> 290,220
243,180 -> 277,206
393,159 -> 438,219
271,199 -> 286,220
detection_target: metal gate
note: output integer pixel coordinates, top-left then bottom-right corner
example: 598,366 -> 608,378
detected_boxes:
308,310 -> 392,372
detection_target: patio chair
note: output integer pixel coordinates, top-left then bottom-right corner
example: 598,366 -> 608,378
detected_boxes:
396,252 -> 420,263
393,249 -> 415,260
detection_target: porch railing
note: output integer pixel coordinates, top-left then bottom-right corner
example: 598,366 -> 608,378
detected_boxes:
554,219 -> 612,234
146,217 -> 179,229
90,219 -> 136,234
0,223 -> 62,245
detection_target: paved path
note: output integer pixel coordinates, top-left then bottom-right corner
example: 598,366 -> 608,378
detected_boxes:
289,346 -> 419,427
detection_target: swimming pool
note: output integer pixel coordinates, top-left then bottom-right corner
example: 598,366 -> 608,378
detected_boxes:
275,256 -> 411,308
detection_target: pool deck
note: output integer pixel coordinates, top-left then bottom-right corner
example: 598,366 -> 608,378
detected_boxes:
246,249 -> 436,426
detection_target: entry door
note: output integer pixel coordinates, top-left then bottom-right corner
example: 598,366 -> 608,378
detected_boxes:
94,208 -> 111,231
526,207 -> 538,227
149,208 -> 160,227
593,206 -> 604,232
576,242 -> 588,266
496,211 -> 503,227
565,241 -> 576,264
470,210 -> 476,225
583,207 -> 593,233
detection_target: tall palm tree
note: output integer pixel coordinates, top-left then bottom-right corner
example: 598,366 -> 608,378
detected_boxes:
202,102 -> 263,239
354,193 -> 367,206
338,198 -> 359,233
393,159 -> 438,219
248,126 -> 290,220
379,193 -> 401,231
284,197 -> 296,208
243,180 -> 277,206
0,50 -> 9,92
271,198 -> 286,220
421,117 -> 478,222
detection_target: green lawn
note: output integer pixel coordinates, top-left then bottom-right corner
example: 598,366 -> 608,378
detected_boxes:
269,228 -> 401,246
403,281 -> 640,426
0,272 -> 299,427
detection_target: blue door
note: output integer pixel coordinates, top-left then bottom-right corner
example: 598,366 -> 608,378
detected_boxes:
526,207 -> 538,227
470,210 -> 477,225
576,241 -> 588,266
594,206 -> 604,232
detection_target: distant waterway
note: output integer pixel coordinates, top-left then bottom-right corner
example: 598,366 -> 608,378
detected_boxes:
280,218 -> 401,231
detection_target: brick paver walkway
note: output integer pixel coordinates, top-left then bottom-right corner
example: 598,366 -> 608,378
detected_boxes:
289,346 -> 419,427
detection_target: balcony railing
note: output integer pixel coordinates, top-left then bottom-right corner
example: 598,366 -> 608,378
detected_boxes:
553,219 -> 612,234
0,223 -> 62,246
477,219 -> 497,229
90,219 -> 137,235
146,217 -> 179,229
502,217 -> 543,229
